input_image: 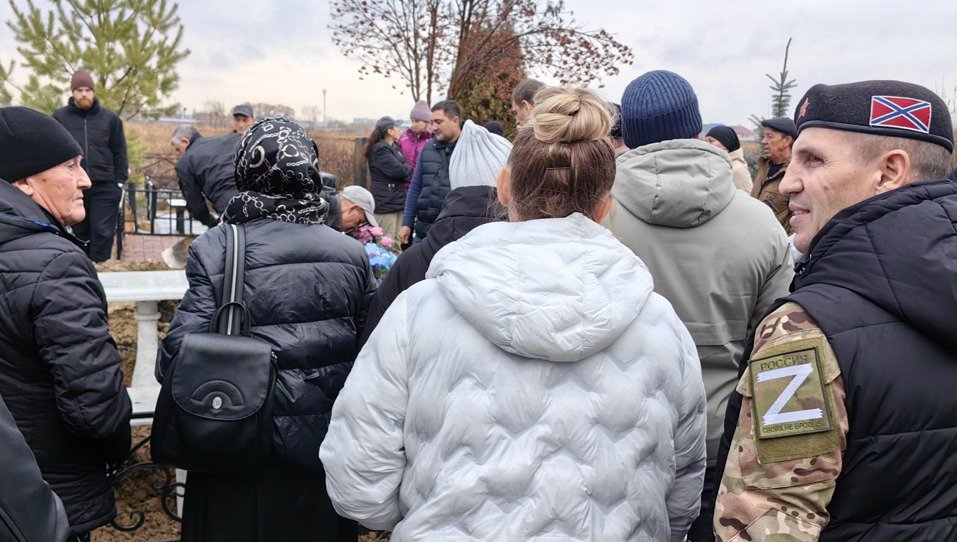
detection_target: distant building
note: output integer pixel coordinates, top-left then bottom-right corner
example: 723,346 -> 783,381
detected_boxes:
729,125 -> 758,142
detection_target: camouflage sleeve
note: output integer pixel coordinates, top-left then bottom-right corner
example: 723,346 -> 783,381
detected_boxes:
714,302 -> 848,541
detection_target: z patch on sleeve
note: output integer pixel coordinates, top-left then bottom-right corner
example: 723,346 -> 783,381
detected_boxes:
749,344 -> 831,440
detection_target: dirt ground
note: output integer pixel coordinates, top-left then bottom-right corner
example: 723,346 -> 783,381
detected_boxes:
95,259 -> 387,541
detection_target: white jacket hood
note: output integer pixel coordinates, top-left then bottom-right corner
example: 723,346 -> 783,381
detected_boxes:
427,213 -> 653,362
614,139 -> 735,228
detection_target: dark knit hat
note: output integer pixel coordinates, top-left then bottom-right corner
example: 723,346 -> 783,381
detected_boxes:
70,69 -> 94,91
620,71 -> 702,148
484,120 -> 504,137
794,80 -> 954,153
761,117 -> 797,139
706,125 -> 740,152
0,106 -> 82,182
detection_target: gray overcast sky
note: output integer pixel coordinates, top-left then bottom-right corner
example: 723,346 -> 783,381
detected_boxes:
2,0 -> 956,125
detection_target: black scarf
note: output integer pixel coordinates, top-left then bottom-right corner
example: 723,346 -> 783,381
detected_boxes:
222,191 -> 327,225
222,117 -> 328,225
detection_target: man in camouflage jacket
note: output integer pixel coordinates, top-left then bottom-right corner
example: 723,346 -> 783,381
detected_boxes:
714,80 -> 957,541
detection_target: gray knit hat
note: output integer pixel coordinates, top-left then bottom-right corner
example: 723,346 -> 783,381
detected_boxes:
621,70 -> 702,149
449,120 -> 512,190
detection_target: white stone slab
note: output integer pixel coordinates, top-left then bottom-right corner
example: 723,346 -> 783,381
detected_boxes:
100,270 -> 188,302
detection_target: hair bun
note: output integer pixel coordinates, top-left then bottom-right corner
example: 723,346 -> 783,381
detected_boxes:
529,87 -> 612,145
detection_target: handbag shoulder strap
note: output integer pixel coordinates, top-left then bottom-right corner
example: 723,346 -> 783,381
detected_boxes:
217,224 -> 247,335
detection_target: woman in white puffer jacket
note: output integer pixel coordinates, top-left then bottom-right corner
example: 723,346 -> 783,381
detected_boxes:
320,88 -> 707,541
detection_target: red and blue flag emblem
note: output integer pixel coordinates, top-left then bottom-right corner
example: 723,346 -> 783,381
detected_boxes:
869,96 -> 932,134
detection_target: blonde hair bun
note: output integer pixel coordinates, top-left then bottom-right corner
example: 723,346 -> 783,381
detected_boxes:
529,87 -> 612,145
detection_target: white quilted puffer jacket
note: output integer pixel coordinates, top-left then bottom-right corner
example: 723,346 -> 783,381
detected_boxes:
320,213 -> 707,541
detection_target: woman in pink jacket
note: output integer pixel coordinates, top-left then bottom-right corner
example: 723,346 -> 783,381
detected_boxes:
397,100 -> 432,188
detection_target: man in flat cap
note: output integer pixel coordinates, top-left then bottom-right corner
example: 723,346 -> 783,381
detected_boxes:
0,107 -> 132,540
714,81 -> 957,541
53,69 -> 128,263
751,117 -> 797,233
231,103 -> 255,135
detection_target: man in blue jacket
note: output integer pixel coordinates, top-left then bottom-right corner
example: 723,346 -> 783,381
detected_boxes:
53,69 -> 128,262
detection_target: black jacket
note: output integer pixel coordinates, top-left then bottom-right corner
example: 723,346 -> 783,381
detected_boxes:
0,392 -> 70,542
175,132 -> 241,226
0,180 -> 132,534
414,138 -> 455,239
53,98 -> 128,184
361,186 -> 502,345
715,180 -> 957,540
368,140 -> 411,213
158,218 -> 376,470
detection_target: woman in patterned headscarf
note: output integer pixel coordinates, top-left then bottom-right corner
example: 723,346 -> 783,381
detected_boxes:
158,118 -> 375,542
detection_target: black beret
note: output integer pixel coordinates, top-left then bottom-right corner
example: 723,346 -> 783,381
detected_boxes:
794,80 -> 954,153
0,106 -> 82,182
760,117 -> 797,139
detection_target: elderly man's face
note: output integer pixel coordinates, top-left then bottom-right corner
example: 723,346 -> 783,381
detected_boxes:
233,114 -> 254,135
14,156 -> 91,227
781,128 -> 882,253
172,138 -> 190,156
762,127 -> 792,164
72,87 -> 95,110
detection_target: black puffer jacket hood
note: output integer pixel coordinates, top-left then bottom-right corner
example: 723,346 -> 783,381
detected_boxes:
0,180 -> 132,534
795,179 -> 957,353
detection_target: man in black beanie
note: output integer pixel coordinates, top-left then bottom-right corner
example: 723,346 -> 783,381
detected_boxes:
0,106 -> 132,541
53,69 -> 129,262
715,81 -> 957,541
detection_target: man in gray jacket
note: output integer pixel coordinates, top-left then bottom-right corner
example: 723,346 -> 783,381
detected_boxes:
603,70 -> 793,540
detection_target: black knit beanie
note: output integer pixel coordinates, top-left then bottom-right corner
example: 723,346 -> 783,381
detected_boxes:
0,107 -> 82,182
706,125 -> 740,152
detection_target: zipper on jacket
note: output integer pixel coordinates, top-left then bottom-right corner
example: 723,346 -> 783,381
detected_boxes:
83,116 -> 89,167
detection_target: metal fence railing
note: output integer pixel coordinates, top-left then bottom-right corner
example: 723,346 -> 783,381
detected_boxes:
127,177 -> 201,236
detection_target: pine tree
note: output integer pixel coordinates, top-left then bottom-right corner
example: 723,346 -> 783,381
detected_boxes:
767,38 -> 797,118
0,0 -> 189,119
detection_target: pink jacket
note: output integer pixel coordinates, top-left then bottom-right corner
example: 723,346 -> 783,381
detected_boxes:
397,129 -> 431,182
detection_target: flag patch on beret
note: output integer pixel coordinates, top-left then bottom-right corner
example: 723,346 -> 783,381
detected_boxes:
869,96 -> 932,134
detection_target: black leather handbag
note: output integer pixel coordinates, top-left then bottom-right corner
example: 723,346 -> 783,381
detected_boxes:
152,224 -> 276,472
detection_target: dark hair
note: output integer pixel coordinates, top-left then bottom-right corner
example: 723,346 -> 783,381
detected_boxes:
508,87 -> 615,221
363,116 -> 395,160
849,132 -> 953,182
485,120 -> 505,137
431,100 -> 462,120
512,78 -> 545,106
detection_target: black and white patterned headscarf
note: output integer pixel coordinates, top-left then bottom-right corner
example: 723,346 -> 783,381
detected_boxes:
222,117 -> 328,225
